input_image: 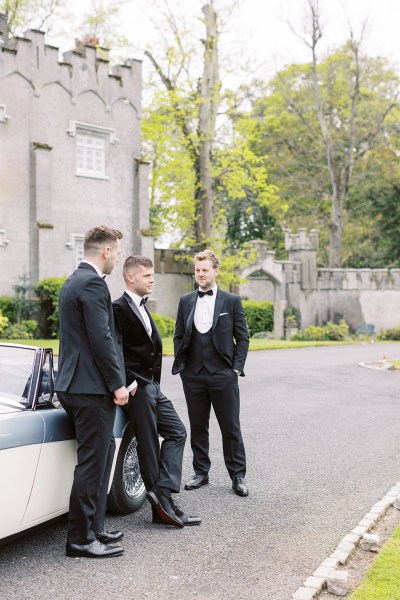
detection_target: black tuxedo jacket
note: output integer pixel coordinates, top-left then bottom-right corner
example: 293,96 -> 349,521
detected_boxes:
172,289 -> 249,376
55,262 -> 125,394
113,292 -> 163,386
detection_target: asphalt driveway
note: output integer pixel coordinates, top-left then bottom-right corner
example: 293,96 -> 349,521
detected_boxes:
1,343 -> 400,600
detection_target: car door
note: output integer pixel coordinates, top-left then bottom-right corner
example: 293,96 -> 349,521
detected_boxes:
21,349 -> 77,526
0,345 -> 47,540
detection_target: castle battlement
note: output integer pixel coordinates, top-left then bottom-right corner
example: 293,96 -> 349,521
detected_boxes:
0,14 -> 142,114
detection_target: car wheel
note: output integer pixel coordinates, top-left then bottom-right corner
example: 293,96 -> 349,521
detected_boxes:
107,424 -> 146,514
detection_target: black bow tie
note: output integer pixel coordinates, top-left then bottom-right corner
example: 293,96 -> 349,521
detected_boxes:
140,297 -> 148,306
198,289 -> 213,298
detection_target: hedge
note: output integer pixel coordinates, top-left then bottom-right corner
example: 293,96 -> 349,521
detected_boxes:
242,300 -> 274,336
151,313 -> 176,338
34,277 -> 66,338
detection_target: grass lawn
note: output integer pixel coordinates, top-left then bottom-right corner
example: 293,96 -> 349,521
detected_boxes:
1,337 -> 353,356
350,524 -> 400,600
0,339 -> 60,353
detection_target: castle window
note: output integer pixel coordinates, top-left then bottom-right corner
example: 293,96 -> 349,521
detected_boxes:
0,104 -> 10,122
76,132 -> 106,178
67,121 -> 118,180
66,233 -> 84,267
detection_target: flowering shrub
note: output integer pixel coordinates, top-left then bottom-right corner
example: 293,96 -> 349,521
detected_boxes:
292,320 -> 350,341
377,326 -> 400,341
0,311 -> 9,335
2,320 -> 38,339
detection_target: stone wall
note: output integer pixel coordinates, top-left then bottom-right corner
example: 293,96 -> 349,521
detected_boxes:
152,242 -> 400,335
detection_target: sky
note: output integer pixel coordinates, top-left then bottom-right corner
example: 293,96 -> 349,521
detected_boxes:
58,0 -> 400,77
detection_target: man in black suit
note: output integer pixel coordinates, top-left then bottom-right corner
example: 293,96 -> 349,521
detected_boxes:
113,255 -> 201,527
56,225 -> 129,558
172,249 -> 250,497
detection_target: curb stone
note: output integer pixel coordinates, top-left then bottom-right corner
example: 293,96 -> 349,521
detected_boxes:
291,482 -> 400,599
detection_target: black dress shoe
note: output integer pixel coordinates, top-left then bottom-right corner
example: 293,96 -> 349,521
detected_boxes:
66,539 -> 124,558
96,530 -> 124,544
184,474 -> 209,490
152,504 -> 202,526
232,475 -> 249,497
147,490 -> 184,528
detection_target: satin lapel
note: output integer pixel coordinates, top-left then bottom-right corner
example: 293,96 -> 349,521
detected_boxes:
146,307 -> 161,345
212,290 -> 226,330
184,292 -> 198,341
124,292 -> 151,339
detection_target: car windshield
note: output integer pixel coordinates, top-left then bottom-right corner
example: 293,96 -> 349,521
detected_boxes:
0,345 -> 37,405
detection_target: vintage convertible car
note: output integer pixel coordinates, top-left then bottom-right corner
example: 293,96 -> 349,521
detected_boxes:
0,342 -> 146,543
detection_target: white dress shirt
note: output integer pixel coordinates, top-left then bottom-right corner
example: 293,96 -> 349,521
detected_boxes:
194,285 -> 218,333
125,289 -> 152,336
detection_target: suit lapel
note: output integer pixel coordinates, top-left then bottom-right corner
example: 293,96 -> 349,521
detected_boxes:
212,290 -> 226,330
146,307 -> 162,346
123,292 -> 152,340
184,292 -> 198,341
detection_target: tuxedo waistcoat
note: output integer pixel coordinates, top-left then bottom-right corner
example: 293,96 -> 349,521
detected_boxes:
186,326 -> 228,374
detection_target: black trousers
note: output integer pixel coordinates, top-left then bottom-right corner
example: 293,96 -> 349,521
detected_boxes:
180,366 -> 246,479
58,392 -> 116,545
126,381 -> 186,494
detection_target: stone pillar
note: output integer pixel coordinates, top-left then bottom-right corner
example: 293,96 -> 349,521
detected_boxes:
132,158 -> 154,260
274,299 -> 286,339
30,142 -> 53,283
284,228 -> 318,290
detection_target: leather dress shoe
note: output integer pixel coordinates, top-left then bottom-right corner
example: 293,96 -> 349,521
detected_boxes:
232,475 -> 249,497
184,473 -> 209,490
147,490 -> 184,528
66,539 -> 124,558
96,530 -> 124,544
152,504 -> 202,526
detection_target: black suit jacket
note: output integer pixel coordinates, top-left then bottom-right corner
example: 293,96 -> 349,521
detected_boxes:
172,289 -> 249,376
55,262 -> 125,394
113,292 -> 163,386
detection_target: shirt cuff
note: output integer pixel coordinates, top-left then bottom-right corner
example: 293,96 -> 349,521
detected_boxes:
127,380 -> 138,393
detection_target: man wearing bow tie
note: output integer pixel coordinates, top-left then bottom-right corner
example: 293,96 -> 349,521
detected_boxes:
113,256 -> 201,527
172,250 -> 250,497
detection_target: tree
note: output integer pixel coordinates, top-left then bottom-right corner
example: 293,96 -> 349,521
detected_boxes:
144,2 -> 220,249
141,1 -> 281,263
1,0 -> 68,35
249,3 -> 400,266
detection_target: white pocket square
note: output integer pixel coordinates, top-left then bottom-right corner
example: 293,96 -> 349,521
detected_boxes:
220,312 -> 228,316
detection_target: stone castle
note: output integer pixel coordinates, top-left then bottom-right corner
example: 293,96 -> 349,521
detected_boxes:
0,15 -> 153,300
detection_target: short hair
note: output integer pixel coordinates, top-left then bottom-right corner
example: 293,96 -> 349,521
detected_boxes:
84,225 -> 123,255
194,249 -> 220,269
123,255 -> 154,281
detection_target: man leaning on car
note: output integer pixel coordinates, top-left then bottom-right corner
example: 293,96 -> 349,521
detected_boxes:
55,225 -> 131,559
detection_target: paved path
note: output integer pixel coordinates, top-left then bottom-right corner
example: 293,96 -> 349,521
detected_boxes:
1,343 -> 400,600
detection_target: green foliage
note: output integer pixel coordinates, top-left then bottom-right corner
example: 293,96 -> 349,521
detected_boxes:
0,311 -> 9,335
242,300 -> 274,336
293,320 -> 350,341
151,313 -> 176,338
1,0 -> 68,35
349,523 -> 400,599
2,320 -> 38,339
13,274 -> 37,323
377,326 -> 400,341
34,277 -> 66,339
284,307 -> 301,329
0,296 -> 17,322
249,47 -> 400,266
142,96 -> 197,246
